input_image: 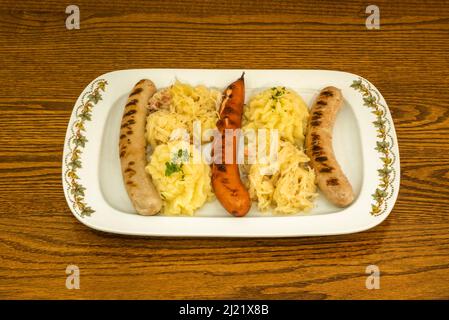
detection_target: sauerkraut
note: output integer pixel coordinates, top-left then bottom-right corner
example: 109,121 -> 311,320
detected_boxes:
146,81 -> 221,148
146,141 -> 214,215
243,86 -> 317,214
247,140 -> 317,213
146,110 -> 191,149
243,86 -> 309,147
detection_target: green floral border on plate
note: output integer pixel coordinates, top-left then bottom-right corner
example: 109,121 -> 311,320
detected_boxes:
64,79 -> 108,217
351,78 -> 397,216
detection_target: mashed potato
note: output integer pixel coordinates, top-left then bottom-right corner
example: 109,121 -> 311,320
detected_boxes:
145,141 -> 214,215
146,81 -> 221,148
247,140 -> 317,213
243,87 -> 309,147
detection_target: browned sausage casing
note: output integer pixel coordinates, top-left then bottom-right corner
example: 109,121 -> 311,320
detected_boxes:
119,79 -> 162,215
305,86 -> 355,207
211,74 -> 251,217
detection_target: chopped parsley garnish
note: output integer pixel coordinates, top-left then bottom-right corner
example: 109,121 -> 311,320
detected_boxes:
176,148 -> 189,162
172,148 -> 189,163
165,148 -> 189,177
165,161 -> 183,176
271,87 -> 286,100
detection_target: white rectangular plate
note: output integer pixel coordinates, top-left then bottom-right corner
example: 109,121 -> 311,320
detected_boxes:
62,69 -> 400,237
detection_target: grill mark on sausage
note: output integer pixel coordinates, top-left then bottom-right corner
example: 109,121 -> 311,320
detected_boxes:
126,130 -> 133,135
126,99 -> 138,107
223,184 -> 238,196
311,145 -> 324,156
125,168 -> 136,177
123,109 -> 137,117
316,100 -> 327,106
216,164 -> 226,172
120,151 -> 126,158
128,161 -> 135,166
129,87 -> 143,97
315,156 -> 328,162
326,178 -> 339,186
311,133 -> 320,145
311,115 -> 322,121
320,167 -> 333,173
222,107 -> 233,115
311,121 -> 322,126
126,180 -> 136,187
321,91 -> 334,97
121,119 -> 136,129
120,134 -> 126,139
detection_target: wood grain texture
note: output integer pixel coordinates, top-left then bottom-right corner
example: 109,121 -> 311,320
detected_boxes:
0,0 -> 449,299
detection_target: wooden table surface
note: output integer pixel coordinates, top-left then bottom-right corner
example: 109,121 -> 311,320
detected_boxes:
1,0 -> 448,300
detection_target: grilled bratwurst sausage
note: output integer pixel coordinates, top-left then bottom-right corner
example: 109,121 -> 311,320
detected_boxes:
211,74 -> 251,217
119,79 -> 162,215
305,86 -> 354,207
